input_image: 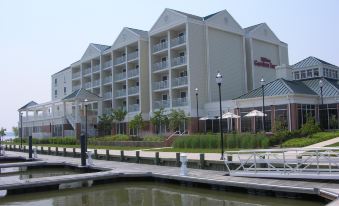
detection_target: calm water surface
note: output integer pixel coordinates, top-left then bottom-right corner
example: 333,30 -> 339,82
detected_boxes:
0,167 -> 80,180
0,181 -> 325,206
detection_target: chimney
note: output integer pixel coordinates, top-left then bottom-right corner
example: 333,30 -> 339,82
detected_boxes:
275,64 -> 293,80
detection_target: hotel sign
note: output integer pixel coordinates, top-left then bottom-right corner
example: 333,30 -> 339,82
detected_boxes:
254,57 -> 276,69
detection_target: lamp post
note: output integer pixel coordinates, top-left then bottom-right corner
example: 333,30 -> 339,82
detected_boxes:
319,79 -> 324,105
84,98 -> 88,152
195,88 -> 199,133
260,78 -> 266,132
19,112 -> 23,151
216,72 -> 224,160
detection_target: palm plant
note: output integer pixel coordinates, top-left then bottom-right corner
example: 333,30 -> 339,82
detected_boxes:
113,109 -> 127,134
129,112 -> 144,137
168,109 -> 186,132
150,108 -> 168,134
98,114 -> 114,136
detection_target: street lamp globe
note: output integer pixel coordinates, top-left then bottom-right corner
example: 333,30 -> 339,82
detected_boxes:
260,77 -> 265,86
216,72 -> 223,85
319,79 -> 324,88
194,88 -> 198,95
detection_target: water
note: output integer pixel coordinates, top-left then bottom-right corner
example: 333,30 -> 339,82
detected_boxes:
0,181 -> 325,206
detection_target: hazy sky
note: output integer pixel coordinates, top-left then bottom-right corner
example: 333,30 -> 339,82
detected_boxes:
0,0 -> 338,132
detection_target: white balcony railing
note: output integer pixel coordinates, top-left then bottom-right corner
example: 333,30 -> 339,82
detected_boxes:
114,56 -> 126,65
83,68 -> 91,75
128,69 -> 139,78
103,108 -> 112,115
92,79 -> 100,87
103,92 -> 112,100
72,72 -> 81,79
115,72 -> 126,81
103,60 -> 112,69
128,86 -> 139,95
154,100 -> 170,109
84,82 -> 92,89
115,89 -> 126,98
172,97 -> 188,107
171,56 -> 186,67
172,76 -> 188,87
92,65 -> 100,72
128,104 -> 140,112
72,85 -> 81,92
103,76 -> 112,84
171,34 -> 186,47
153,80 -> 169,90
127,51 -> 138,61
153,41 -> 168,53
153,60 -> 168,71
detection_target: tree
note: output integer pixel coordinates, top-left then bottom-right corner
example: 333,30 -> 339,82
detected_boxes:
150,108 -> 168,134
12,126 -> 19,137
330,114 -> 338,131
0,127 -> 6,147
113,109 -> 127,134
168,109 -> 187,132
129,113 -> 144,137
98,114 -> 114,136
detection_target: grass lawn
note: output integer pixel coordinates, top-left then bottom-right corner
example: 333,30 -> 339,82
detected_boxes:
326,142 -> 339,147
147,147 -> 239,153
282,131 -> 339,148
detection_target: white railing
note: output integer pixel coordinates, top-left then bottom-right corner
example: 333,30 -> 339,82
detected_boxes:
72,85 -> 81,92
128,68 -> 139,78
103,108 -> 112,115
72,72 -> 81,79
128,104 -> 140,112
92,65 -> 100,72
102,60 -> 112,69
153,41 -> 168,53
92,79 -> 100,87
103,92 -> 112,100
83,68 -> 91,75
172,76 -> 188,87
153,80 -> 168,90
153,60 -> 168,71
114,56 -> 126,65
84,82 -> 92,89
171,34 -> 186,47
172,56 -> 186,67
172,97 -> 188,107
154,100 -> 170,109
103,76 -> 112,84
127,51 -> 138,61
128,86 -> 139,95
114,72 -> 126,81
115,89 -> 126,98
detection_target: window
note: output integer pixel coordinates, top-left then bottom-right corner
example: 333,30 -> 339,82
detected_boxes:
294,72 -> 300,80
136,81 -> 139,86
162,94 -> 168,101
335,71 -> 338,79
178,32 -> 184,37
162,76 -> 168,81
307,69 -> 312,78
136,98 -> 140,104
314,69 -> 319,77
180,91 -> 186,98
180,70 -> 187,77
179,52 -> 185,57
54,78 -> 58,85
160,38 -> 166,43
135,64 -> 139,69
64,87 -> 67,95
301,71 -> 306,79
123,101 -> 126,106
324,68 -> 329,77
123,85 -> 126,89
161,57 -> 167,62
54,90 -> 57,97
123,68 -> 126,72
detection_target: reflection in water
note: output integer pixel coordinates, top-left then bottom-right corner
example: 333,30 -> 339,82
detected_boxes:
0,181 -> 324,206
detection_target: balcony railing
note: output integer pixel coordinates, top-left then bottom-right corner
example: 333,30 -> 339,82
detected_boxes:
84,82 -> 92,89
114,56 -> 126,65
72,72 -> 81,79
103,92 -> 112,100
153,41 -> 168,53
72,85 -> 81,92
114,72 -> 126,81
92,65 -> 100,72
128,104 -> 140,112
128,86 -> 139,95
103,60 -> 112,69
103,108 -> 112,115
103,76 -> 112,84
128,69 -> 139,78
153,80 -> 169,90
153,60 -> 168,71
172,97 -> 188,107
92,79 -> 100,87
154,100 -> 170,109
83,68 -> 91,75
171,34 -> 186,47
172,76 -> 188,87
127,51 -> 138,61
115,89 -> 126,98
171,56 -> 186,67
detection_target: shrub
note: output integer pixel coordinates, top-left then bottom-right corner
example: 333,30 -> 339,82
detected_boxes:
282,131 -> 339,147
299,115 -> 321,136
143,136 -> 164,142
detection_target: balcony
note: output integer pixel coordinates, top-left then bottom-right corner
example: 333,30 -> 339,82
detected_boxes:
127,51 -> 138,61
103,76 -> 112,84
153,61 -> 168,72
172,97 -> 188,107
171,34 -> 186,47
84,82 -> 92,89
103,92 -> 112,100
153,80 -> 168,91
128,69 -> 139,78
72,85 -> 81,92
128,86 -> 139,95
72,72 -> 80,79
92,79 -> 100,87
154,100 -> 170,109
103,61 -> 112,69
171,56 -> 186,67
172,76 -> 188,87
128,104 -> 140,112
83,68 -> 91,76
115,89 -> 126,98
153,41 -> 168,53
114,56 -> 126,65
103,108 -> 112,115
114,72 -> 126,81
92,65 -> 100,73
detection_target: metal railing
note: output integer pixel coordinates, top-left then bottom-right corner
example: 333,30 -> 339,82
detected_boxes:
92,79 -> 100,87
127,51 -> 138,61
154,100 -> 170,109
153,41 -> 168,53
128,104 -> 140,112
128,86 -> 139,95
153,60 -> 168,71
92,65 -> 100,72
114,56 -> 126,65
84,82 -> 92,89
172,97 -> 188,107
128,68 -> 139,78
103,108 -> 112,115
172,76 -> 188,87
114,72 -> 126,81
171,56 -> 186,67
102,61 -> 112,69
103,92 -> 112,100
171,34 -> 186,47
153,80 -> 168,90
72,85 -> 81,92
83,68 -> 91,75
103,76 -> 112,84
72,72 -> 81,79
115,89 -> 126,98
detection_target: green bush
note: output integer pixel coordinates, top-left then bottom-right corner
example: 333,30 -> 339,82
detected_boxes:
299,115 -> 321,136
143,136 -> 164,142
90,134 -> 130,143
12,136 -> 77,145
282,131 -> 339,147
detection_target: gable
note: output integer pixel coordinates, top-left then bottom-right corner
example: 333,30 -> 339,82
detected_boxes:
248,23 -> 281,44
80,44 -> 101,62
205,10 -> 244,35
149,9 -> 187,34
112,28 -> 139,50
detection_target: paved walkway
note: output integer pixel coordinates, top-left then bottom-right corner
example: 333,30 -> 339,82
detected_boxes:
305,137 -> 339,148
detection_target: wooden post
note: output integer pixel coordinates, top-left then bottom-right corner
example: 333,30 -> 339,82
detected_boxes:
120,150 -> 124,162
40,146 -> 44,154
23,145 -> 26,152
200,153 -> 205,169
48,147 -> 51,155
73,148 -> 76,157
106,149 -> 110,160
176,152 -> 180,167
56,147 -> 59,156
136,151 -> 140,163
155,152 -> 160,165
94,149 -> 98,159
63,148 -> 67,156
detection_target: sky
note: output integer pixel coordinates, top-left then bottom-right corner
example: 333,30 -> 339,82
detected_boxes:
0,0 -> 338,132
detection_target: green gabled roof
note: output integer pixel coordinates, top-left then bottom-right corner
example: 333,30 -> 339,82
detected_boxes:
301,77 -> 339,97
63,88 -> 102,102
18,101 -> 38,111
292,56 -> 338,69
